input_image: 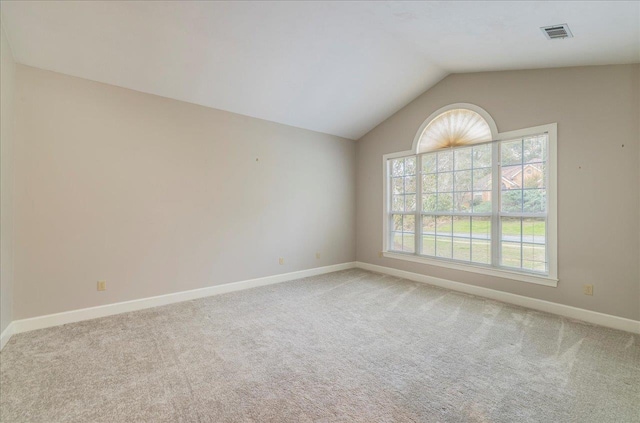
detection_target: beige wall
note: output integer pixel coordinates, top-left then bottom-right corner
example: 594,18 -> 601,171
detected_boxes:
1,21 -> 16,333
13,65 -> 356,319
9,62 -> 640,323
356,64 -> 640,321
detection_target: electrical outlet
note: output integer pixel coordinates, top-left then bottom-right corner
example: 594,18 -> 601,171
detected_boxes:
279,258 -> 284,265
378,251 -> 383,258
97,280 -> 107,291
583,284 -> 593,296
315,252 -> 321,259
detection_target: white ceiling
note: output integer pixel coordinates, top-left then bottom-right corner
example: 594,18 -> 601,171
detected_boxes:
2,1 -> 638,139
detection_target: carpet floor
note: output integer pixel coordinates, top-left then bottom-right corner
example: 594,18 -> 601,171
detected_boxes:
1,269 -> 639,422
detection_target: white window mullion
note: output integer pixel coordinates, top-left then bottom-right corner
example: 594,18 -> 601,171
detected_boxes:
415,155 -> 422,255
388,212 -> 394,254
384,158 -> 391,253
491,141 -> 500,267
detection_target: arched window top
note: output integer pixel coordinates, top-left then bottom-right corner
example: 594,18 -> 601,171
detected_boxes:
414,104 -> 497,153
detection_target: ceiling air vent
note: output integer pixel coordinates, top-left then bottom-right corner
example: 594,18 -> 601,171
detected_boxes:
541,24 -> 573,40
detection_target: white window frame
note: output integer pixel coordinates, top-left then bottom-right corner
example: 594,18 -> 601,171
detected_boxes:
382,103 -> 558,287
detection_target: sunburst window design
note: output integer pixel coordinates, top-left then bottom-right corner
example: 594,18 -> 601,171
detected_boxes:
417,109 -> 492,153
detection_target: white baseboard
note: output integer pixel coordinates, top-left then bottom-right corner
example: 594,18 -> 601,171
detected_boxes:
356,262 -> 640,334
0,322 -> 15,351
2,262 -> 357,349
3,260 -> 636,352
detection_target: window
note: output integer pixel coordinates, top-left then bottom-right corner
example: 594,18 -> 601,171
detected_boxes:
383,104 -> 557,286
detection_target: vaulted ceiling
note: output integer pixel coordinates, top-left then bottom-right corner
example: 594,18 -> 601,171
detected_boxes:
1,1 -> 638,139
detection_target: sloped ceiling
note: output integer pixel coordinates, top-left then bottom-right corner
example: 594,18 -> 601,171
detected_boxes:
1,1 -> 638,139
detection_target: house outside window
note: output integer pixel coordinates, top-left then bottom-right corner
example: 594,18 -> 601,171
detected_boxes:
382,103 -> 557,287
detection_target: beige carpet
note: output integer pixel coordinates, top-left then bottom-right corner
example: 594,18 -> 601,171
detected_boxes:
1,269 -> 639,422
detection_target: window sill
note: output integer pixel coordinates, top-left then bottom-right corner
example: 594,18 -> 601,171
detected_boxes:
382,251 -> 558,287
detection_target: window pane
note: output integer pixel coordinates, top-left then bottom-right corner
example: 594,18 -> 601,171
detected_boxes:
436,193 -> 453,212
403,233 -> 415,253
472,191 -> 492,213
501,140 -> 522,165
501,241 -> 521,268
523,136 -> 546,163
471,217 -> 491,240
501,217 -> 522,243
501,190 -> 522,213
471,239 -> 491,264
391,159 -> 404,176
438,172 -> 453,192
422,194 -> 437,212
405,194 -> 416,212
422,154 -> 436,173
522,243 -> 547,271
422,174 -> 437,193
392,177 -> 404,195
453,237 -> 471,262
405,157 -> 417,175
422,215 -> 436,235
454,170 -> 472,191
436,237 -> 452,259
473,168 -> 491,191
454,192 -> 472,212
392,232 -> 403,251
402,215 -> 415,233
454,147 -> 472,171
523,189 -> 546,213
499,216 -> 549,273
473,144 -> 491,168
422,235 -> 436,256
404,176 -> 416,194
437,150 -> 453,172
436,216 -> 453,236
522,163 -> 545,188
453,216 -> 472,262
392,214 -> 403,231
453,216 -> 471,238
392,195 -> 404,212
523,218 -> 546,245
501,164 -> 523,190
522,259 -> 547,273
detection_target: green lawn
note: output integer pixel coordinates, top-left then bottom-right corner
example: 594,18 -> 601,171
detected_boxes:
394,214 -> 546,238
447,218 -> 545,237
392,224 -> 547,272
